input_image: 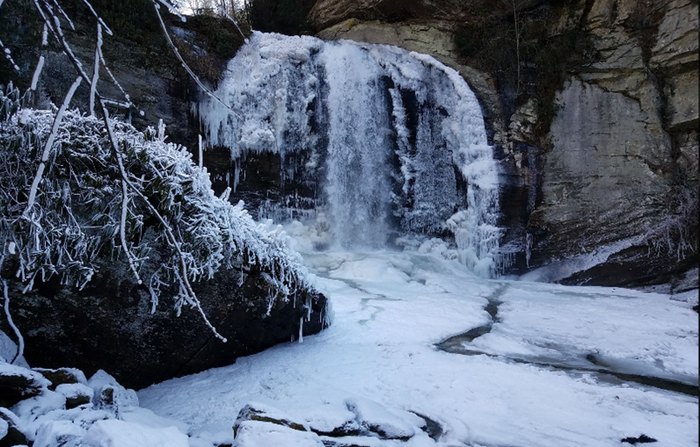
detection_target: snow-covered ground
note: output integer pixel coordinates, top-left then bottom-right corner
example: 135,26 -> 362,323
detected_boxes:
140,243 -> 699,447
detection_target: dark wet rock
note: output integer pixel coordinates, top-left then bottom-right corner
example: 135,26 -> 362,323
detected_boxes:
0,363 -> 50,408
234,404 -> 309,436
0,408 -> 29,447
621,434 -> 658,444
56,383 -> 94,409
411,411 -> 443,441
5,268 -> 327,389
34,367 -> 88,390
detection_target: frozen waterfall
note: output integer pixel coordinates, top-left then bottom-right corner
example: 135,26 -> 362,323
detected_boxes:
197,32 -> 501,276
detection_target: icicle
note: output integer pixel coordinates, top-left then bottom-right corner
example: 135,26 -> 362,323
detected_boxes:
157,119 -> 165,141
198,134 -> 203,169
219,187 -> 231,202
233,159 -> 240,192
298,316 -> 304,343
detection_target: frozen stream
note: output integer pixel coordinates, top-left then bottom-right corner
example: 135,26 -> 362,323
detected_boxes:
140,245 -> 698,447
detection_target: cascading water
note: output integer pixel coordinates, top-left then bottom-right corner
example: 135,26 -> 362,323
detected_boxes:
321,45 -> 395,247
198,32 -> 501,277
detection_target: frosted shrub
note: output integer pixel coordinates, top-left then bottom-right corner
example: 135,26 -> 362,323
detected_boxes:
0,89 -> 313,333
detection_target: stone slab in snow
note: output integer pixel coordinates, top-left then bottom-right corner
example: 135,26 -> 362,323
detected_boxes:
83,420 -> 189,447
234,420 -> 324,447
346,398 -> 419,440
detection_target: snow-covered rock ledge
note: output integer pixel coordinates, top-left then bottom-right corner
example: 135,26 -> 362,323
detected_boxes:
1,352 -> 193,447
0,90 -> 329,387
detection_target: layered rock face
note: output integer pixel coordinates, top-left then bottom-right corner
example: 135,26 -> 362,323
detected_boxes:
309,0 -> 699,287
530,0 -> 698,286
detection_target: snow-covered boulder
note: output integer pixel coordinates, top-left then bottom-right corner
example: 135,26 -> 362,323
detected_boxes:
0,362 -> 50,407
0,98 -> 329,388
346,398 -> 422,441
235,420 -> 324,447
231,400 -> 437,446
55,383 -> 93,409
34,368 -> 88,390
0,407 -> 29,446
0,358 -> 194,447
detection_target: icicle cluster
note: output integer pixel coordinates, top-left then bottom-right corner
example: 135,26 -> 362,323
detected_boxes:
0,89 -> 314,317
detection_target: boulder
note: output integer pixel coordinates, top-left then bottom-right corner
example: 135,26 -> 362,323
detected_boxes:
0,363 -> 50,408
232,400 -> 433,445
55,383 -> 94,409
83,419 -> 189,447
34,368 -> 88,390
6,268 -> 327,389
0,105 -> 329,390
234,420 -> 324,447
0,407 -> 29,447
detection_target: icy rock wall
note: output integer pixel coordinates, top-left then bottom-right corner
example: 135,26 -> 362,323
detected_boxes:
198,32 -> 500,276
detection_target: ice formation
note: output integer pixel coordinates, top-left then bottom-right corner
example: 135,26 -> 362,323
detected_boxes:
198,32 -> 501,276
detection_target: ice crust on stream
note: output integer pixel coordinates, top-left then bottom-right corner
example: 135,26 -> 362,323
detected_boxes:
140,228 -> 699,447
197,32 -> 501,277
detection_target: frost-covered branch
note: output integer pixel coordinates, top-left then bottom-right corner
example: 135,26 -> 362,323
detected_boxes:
0,38 -> 20,73
89,24 -> 102,116
0,0 -> 299,339
2,279 -> 24,365
23,76 -> 82,216
26,0 -> 235,337
1,96 -> 315,341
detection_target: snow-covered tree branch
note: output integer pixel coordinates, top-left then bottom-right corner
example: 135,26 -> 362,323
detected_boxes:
0,0 -> 310,341
0,90 -> 314,334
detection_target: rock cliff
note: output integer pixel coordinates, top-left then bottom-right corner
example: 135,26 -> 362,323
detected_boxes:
309,0 -> 699,288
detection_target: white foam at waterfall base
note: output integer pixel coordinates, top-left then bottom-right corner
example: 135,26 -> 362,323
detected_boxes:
197,32 -> 501,277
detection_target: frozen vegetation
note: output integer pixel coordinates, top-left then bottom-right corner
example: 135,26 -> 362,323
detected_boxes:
0,89 -> 316,328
